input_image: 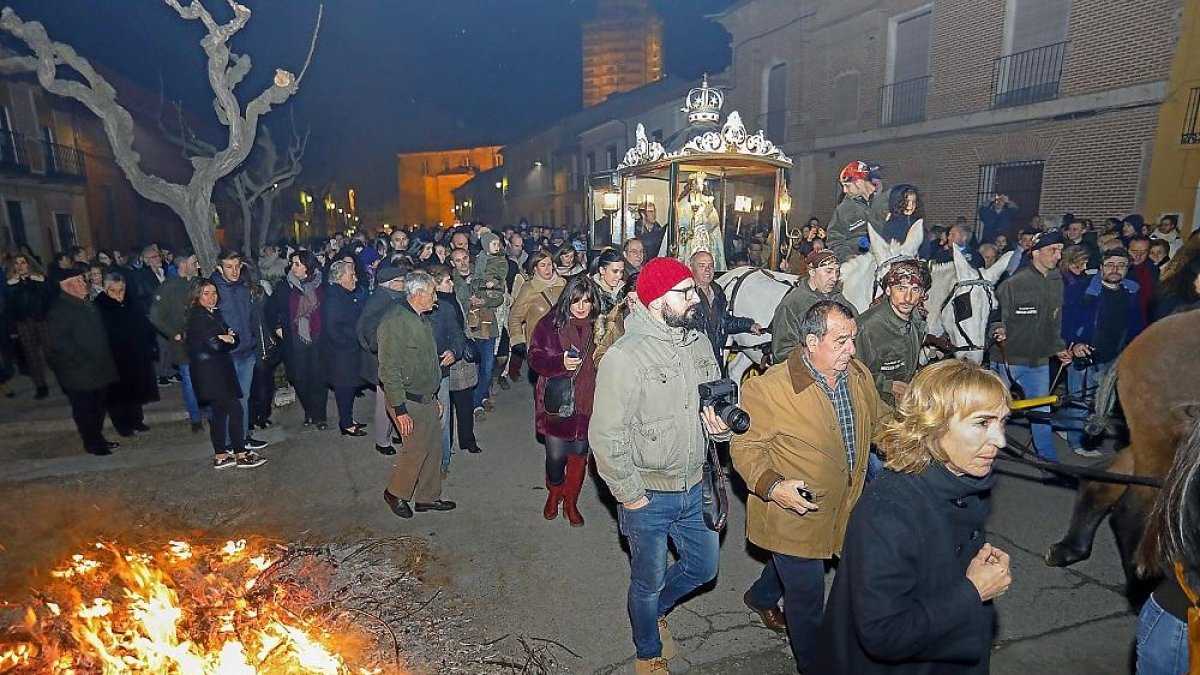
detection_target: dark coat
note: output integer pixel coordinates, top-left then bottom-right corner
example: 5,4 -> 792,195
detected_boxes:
127,265 -> 164,315
94,293 -> 160,406
319,283 -> 364,388
813,464 -> 996,675
695,283 -> 755,372
429,290 -> 470,377
4,275 -> 54,323
529,313 -> 597,441
148,276 -> 194,365
185,306 -> 241,404
266,277 -> 325,369
45,293 -> 118,392
356,286 -> 406,385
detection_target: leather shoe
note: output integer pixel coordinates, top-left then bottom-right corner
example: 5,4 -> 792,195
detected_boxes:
133,423 -> 151,432
103,440 -> 120,450
382,490 -> 413,518
465,444 -> 483,454
375,444 -> 397,455
87,447 -> 113,456
743,591 -> 787,633
414,500 -> 457,512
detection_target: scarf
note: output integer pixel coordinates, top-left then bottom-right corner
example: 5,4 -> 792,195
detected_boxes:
288,269 -> 323,344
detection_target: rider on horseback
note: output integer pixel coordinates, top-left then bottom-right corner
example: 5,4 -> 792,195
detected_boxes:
826,161 -> 889,261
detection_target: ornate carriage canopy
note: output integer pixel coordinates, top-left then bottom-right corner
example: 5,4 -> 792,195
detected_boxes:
588,76 -> 793,271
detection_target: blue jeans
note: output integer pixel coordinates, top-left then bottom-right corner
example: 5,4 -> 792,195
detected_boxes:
439,376 -> 452,471
471,337 -> 497,409
178,364 -> 202,423
774,553 -> 827,671
232,353 -> 256,442
1137,594 -> 1189,674
617,484 -> 720,659
1060,360 -> 1112,451
993,362 -> 1058,461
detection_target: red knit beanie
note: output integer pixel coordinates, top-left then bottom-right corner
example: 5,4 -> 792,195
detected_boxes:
636,257 -> 694,305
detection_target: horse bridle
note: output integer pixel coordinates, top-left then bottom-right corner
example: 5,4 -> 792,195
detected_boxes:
938,276 -> 997,351
723,266 -> 795,357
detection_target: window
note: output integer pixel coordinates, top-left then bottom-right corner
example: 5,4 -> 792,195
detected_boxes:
5,200 -> 28,249
882,8 -> 932,126
421,159 -> 430,176
54,212 -> 76,248
1183,87 -> 1200,145
0,107 -> 17,166
651,129 -> 663,142
976,161 -> 1044,234
605,144 -> 618,170
41,125 -> 57,173
993,0 -> 1069,108
442,157 -> 451,172
765,63 -> 787,141
586,151 -> 596,175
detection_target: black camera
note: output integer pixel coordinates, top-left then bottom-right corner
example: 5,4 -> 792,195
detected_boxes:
1072,353 -> 1094,371
698,379 -> 751,435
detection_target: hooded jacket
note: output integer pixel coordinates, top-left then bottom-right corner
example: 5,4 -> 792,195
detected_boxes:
589,301 -> 723,504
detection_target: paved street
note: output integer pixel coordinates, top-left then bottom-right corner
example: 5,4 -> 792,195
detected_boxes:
0,379 -> 1137,673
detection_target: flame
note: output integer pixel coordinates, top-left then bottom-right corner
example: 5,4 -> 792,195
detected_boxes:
0,539 -> 373,674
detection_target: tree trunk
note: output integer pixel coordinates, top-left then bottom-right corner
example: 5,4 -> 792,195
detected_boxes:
183,199 -> 220,273
257,196 -> 277,252
241,201 -> 254,259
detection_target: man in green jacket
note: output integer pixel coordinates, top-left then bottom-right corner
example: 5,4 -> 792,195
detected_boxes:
825,160 -> 889,260
149,250 -> 203,432
590,258 -> 732,674
379,271 -> 455,519
46,265 -> 119,456
855,259 -> 930,407
771,250 -> 857,363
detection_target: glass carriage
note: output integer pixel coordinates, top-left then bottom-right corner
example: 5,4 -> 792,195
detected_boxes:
586,77 -> 793,271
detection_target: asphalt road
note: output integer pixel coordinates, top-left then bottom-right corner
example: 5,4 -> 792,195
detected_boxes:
0,379 -> 1138,674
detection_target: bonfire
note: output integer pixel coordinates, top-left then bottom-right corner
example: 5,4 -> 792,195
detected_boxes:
0,538 -> 382,674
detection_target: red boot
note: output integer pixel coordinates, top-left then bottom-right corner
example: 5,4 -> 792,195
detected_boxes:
562,454 -> 588,527
543,480 -> 563,520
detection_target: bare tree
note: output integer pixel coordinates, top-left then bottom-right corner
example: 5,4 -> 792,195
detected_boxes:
226,123 -> 308,257
0,1 -> 321,271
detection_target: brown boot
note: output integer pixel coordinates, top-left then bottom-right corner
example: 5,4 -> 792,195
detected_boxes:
543,481 -> 563,520
561,454 -> 588,527
657,617 -> 677,660
634,657 -> 669,674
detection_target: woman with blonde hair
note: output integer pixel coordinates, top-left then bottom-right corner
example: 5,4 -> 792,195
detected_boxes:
814,359 -> 1013,674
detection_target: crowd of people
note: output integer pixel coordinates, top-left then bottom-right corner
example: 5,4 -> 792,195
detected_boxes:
1,158 -> 1198,674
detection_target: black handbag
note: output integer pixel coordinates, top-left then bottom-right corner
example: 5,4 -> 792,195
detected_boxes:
701,440 -> 730,532
544,335 -> 593,422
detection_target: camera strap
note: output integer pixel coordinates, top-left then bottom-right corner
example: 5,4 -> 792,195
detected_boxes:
702,438 -> 729,532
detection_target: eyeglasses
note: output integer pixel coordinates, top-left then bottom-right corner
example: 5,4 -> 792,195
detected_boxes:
1101,262 -> 1128,270
668,286 -> 698,299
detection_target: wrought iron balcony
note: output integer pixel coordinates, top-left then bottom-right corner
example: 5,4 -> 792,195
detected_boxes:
1183,87 -> 1200,145
0,130 -> 30,172
879,76 -> 930,127
991,41 -> 1068,109
41,140 -> 87,179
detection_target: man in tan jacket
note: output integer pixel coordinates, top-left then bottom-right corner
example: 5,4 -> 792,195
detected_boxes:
731,300 -> 889,673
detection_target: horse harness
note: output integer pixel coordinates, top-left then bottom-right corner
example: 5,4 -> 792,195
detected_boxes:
722,267 -> 797,361
939,276 -> 999,352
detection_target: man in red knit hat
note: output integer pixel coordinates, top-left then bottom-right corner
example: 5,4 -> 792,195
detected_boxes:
590,257 -> 733,675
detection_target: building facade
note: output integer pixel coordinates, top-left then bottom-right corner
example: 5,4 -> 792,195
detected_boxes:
395,145 -> 503,226
1144,0 -> 1199,234
714,0 -> 1184,237
582,0 -> 665,108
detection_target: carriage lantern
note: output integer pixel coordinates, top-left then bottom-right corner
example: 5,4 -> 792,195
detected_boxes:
586,76 -> 793,271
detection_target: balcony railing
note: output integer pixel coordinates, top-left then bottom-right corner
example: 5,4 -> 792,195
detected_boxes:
991,41 -> 1068,109
1183,87 -> 1200,145
41,140 -> 87,179
879,76 -> 930,127
0,130 -> 29,171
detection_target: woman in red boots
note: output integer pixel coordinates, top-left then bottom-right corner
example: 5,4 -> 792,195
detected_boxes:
528,275 -> 600,526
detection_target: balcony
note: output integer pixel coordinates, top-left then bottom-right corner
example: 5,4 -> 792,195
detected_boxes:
1183,87 -> 1200,145
879,76 -> 929,127
991,41 -> 1068,109
41,140 -> 87,180
0,130 -> 30,173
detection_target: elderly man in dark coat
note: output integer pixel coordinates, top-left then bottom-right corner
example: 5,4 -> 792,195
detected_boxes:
357,265 -> 410,454
322,259 -> 366,436
46,264 -> 120,455
94,271 -> 160,437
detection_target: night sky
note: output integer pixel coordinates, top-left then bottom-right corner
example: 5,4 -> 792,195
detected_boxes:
3,0 -> 735,212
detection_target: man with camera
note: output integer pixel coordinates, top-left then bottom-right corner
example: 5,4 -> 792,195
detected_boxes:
731,300 -> 889,674
771,250 -> 856,363
590,257 -> 734,675
1060,248 -> 1144,457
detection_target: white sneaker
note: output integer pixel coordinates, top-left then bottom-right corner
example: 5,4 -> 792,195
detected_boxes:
1073,447 -> 1103,458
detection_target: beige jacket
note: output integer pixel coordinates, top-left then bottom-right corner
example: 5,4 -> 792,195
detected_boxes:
507,273 -> 565,345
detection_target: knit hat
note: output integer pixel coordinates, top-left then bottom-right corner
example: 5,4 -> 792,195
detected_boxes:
636,257 -> 694,305
806,249 -> 839,269
1031,230 -> 1064,250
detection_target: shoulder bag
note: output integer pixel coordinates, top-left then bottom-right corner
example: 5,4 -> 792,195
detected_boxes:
702,439 -> 730,532
543,333 -> 593,423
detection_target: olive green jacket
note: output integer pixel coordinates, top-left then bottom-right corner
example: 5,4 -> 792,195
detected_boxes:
376,299 -> 441,414
771,282 -> 857,362
855,302 -> 927,406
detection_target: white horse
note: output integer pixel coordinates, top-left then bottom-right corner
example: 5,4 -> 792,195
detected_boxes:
925,246 -> 1013,365
717,221 -> 924,383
